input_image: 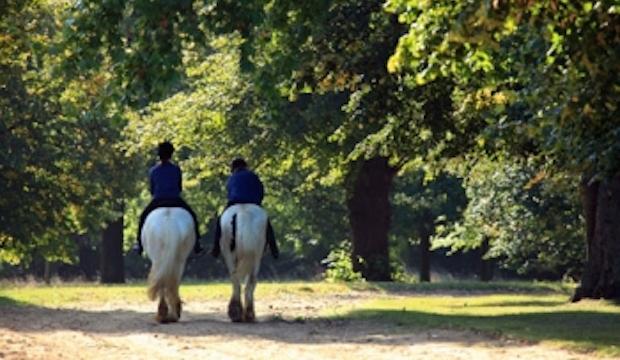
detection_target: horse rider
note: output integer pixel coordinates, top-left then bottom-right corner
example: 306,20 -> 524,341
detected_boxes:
133,141 -> 204,256
211,158 -> 279,259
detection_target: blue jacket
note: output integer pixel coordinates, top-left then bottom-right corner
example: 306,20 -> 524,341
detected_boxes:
226,169 -> 264,205
149,161 -> 182,199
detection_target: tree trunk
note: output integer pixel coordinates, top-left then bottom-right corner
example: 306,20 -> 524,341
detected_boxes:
478,236 -> 494,282
76,234 -> 98,281
100,215 -> 125,284
347,157 -> 397,281
43,260 -> 52,284
418,218 -> 432,282
573,173 -> 620,301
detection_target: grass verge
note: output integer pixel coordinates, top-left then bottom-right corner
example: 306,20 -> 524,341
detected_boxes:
332,293 -> 620,357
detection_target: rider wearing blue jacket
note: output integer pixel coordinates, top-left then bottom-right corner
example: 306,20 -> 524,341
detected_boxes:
211,158 -> 278,258
134,141 -> 203,255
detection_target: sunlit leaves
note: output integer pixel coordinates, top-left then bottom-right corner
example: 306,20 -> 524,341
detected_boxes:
389,0 -> 620,178
1,0 -> 141,264
433,158 -> 585,278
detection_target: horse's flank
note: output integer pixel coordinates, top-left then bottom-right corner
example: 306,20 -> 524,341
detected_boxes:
221,204 -> 267,272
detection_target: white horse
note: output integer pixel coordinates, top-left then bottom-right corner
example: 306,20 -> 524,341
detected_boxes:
219,204 -> 268,322
142,207 -> 195,323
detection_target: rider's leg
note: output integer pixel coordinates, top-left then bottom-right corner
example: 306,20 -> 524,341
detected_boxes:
266,220 -> 279,259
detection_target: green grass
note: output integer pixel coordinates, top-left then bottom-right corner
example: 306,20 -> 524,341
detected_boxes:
0,280 -> 573,307
347,280 -> 576,294
333,293 -> 620,357
0,281 -> 359,307
1,280 -> 617,356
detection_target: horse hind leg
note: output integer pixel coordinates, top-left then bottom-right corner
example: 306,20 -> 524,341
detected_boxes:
164,278 -> 181,323
156,295 -> 169,323
243,272 -> 257,323
228,273 -> 243,323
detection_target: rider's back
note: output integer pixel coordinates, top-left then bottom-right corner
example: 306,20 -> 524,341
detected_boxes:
150,162 -> 182,199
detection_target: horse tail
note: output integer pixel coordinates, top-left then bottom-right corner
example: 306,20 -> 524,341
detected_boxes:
147,267 -> 166,301
147,221 -> 183,301
230,213 -> 237,252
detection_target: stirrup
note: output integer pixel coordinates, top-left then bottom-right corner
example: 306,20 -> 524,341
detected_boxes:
132,243 -> 143,255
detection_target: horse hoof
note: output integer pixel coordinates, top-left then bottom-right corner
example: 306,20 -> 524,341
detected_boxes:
244,308 -> 256,323
155,314 -> 178,324
228,299 -> 243,323
157,299 -> 168,322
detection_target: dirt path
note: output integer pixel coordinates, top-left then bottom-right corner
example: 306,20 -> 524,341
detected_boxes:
0,293 -> 605,360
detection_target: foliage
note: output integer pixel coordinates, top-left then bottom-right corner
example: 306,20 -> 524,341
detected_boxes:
62,0 -> 204,104
392,171 -> 466,243
3,0 -> 615,282
323,242 -> 364,282
384,0 -> 618,283
386,0 -> 620,178
1,0 -> 140,264
120,33 -> 349,259
434,158 -> 585,278
1,0 -> 71,262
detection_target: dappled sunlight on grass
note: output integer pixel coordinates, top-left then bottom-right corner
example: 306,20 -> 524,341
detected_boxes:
0,281 -> 357,307
335,294 -> 620,356
351,280 -> 576,295
0,280 -> 575,308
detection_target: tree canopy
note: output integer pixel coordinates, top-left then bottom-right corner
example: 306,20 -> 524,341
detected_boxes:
2,0 -> 618,297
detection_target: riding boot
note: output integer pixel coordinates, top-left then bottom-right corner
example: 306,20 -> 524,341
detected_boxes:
193,239 -> 204,255
134,225 -> 144,255
133,241 -> 143,255
266,220 -> 279,259
211,217 -> 222,258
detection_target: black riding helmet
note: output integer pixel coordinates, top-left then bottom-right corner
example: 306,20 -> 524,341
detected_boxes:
158,141 -> 174,160
230,158 -> 247,173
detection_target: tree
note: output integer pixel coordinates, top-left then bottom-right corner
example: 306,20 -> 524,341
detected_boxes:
1,1 -> 140,280
434,158 -> 585,280
392,171 -> 466,282
65,0 -> 416,280
224,0 -> 461,280
387,0 -> 619,297
1,0 -> 74,264
120,34 -> 351,273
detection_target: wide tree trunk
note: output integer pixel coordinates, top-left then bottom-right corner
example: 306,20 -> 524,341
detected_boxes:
573,173 -> 620,301
347,157 -> 397,281
100,215 -> 125,284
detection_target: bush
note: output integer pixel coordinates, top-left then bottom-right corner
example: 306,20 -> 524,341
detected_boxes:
322,243 -> 364,282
